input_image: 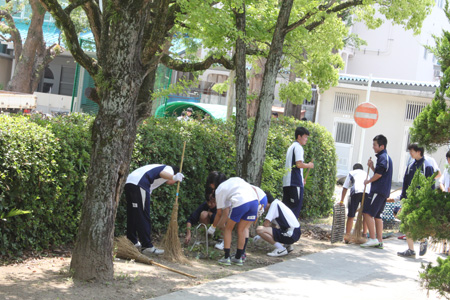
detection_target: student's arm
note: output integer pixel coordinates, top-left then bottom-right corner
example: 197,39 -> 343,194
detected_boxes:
440,182 -> 446,192
295,160 -> 314,169
185,222 -> 192,244
216,207 -> 230,231
364,173 -> 381,186
340,188 -> 348,205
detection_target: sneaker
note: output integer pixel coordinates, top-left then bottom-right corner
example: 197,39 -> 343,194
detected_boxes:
253,235 -> 262,244
215,240 -> 224,250
134,241 -> 142,250
398,235 -> 406,240
397,249 -> 416,258
231,257 -> 243,266
284,244 -> 294,253
267,248 -> 288,257
218,257 -> 231,266
374,242 -> 384,249
142,246 -> 164,256
360,239 -> 381,248
419,239 -> 428,256
231,252 -> 247,262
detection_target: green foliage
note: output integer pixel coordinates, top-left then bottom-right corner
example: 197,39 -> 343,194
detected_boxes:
0,114 -> 92,257
0,208 -> 31,220
399,171 -> 450,241
420,256 -> 450,299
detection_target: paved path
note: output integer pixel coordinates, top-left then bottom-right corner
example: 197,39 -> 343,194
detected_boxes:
151,237 -> 445,300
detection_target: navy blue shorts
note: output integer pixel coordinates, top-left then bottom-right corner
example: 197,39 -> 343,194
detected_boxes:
229,200 -> 259,222
362,193 -> 387,219
273,227 -> 301,244
282,186 -> 304,218
347,193 -> 367,218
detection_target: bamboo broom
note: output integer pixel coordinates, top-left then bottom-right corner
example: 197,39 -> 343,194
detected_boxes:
162,141 -> 188,263
114,236 -> 196,278
351,158 -> 371,244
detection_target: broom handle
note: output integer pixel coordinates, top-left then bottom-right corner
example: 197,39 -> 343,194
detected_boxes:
304,158 -> 314,182
175,141 -> 187,205
359,157 -> 372,212
150,259 -> 197,278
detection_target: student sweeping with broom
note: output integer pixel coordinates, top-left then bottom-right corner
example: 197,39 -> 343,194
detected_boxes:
125,164 -> 184,256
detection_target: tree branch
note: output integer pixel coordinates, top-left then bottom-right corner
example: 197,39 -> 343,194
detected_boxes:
285,0 -> 362,34
0,10 -> 23,60
81,1 -> 102,53
64,0 -> 90,14
39,0 -> 99,76
160,53 -> 235,71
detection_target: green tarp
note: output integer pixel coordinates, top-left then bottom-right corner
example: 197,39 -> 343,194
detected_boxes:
154,101 -> 234,120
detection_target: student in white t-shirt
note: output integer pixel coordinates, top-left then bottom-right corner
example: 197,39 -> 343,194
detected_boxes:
205,172 -> 258,266
439,150 -> 450,193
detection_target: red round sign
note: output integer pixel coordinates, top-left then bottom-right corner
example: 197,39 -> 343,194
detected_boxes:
354,102 -> 378,128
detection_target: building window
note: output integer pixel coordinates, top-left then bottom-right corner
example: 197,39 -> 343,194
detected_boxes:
405,101 -> 427,121
335,122 -> 353,144
436,0 -> 444,9
333,92 -> 358,114
59,66 -> 75,96
206,73 -> 228,83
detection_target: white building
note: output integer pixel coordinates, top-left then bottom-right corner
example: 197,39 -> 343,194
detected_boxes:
319,1 -> 450,182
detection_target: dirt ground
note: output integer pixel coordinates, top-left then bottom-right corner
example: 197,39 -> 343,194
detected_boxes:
0,224 -> 337,300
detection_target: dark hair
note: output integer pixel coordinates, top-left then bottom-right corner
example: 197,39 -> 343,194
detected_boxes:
353,163 -> 363,170
407,143 -> 424,157
373,134 -> 387,148
446,150 -> 450,159
205,185 -> 214,202
181,112 -> 185,116
187,107 -> 193,112
264,191 -> 275,204
205,171 -> 227,189
272,112 -> 278,116
295,126 -> 310,140
301,117 -> 307,121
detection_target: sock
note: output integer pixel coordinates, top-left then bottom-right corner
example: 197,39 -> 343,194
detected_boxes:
235,249 -> 243,259
274,242 -> 284,250
224,248 -> 230,258
242,238 -> 249,254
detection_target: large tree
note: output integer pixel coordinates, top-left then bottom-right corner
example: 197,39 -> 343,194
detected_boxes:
175,0 -> 434,185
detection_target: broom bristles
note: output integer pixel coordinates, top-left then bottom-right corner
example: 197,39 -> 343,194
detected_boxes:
162,202 -> 188,263
115,236 -> 153,265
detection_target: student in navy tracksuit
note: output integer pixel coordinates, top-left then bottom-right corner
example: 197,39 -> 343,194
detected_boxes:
282,126 -> 314,218
184,192 -> 217,245
397,143 -> 435,258
361,135 -> 393,249
125,164 -> 184,255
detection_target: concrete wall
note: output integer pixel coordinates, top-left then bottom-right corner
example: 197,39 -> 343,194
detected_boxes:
318,84 -> 449,182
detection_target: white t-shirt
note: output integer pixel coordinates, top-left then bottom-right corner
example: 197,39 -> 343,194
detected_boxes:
282,142 -> 304,187
343,169 -> 371,195
265,199 -> 300,229
126,164 -> 173,194
439,168 -> 450,192
215,177 -> 257,209
425,155 -> 440,173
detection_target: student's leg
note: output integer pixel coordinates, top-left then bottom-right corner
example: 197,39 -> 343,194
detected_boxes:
375,217 -> 384,242
236,220 -> 253,250
224,219 -> 236,250
363,213 -> 376,239
406,237 -> 415,250
256,226 -> 276,245
199,211 -> 210,225
345,217 -> 354,235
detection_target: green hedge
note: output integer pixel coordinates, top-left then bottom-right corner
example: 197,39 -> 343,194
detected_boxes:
0,114 -> 336,256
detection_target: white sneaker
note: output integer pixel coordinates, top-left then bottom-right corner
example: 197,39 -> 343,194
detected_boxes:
142,246 -> 164,255
253,235 -> 262,244
134,241 -> 141,249
215,240 -> 224,250
360,238 -> 381,248
284,244 -> 294,253
267,247 -> 288,257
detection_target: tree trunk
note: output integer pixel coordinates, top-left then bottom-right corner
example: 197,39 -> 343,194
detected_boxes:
284,66 -> 303,119
7,0 -> 46,93
234,3 -> 248,178
226,69 -> 235,120
69,11 -> 151,282
244,0 -> 294,185
247,58 -> 266,118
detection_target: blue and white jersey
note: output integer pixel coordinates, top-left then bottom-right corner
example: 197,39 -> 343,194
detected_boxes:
343,169 -> 370,196
215,177 -> 258,210
265,199 -> 300,230
126,164 -> 174,194
370,149 -> 393,197
282,142 -> 304,187
425,155 -> 440,174
440,168 -> 450,192
401,157 -> 435,199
